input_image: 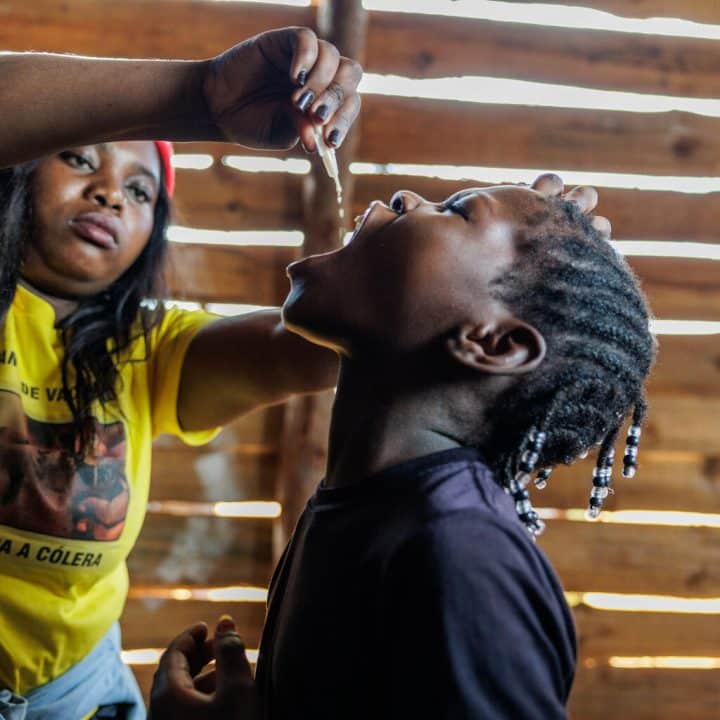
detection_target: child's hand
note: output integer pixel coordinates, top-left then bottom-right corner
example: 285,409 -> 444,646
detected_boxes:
530,173 -> 612,239
203,27 -> 362,152
149,616 -> 258,720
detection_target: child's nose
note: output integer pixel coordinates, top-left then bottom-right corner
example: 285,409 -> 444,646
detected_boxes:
389,190 -> 425,214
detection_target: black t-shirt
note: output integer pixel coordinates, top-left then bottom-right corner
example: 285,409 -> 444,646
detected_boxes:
256,448 -> 576,719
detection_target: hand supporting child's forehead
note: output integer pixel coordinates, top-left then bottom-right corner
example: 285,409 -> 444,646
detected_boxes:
530,173 -> 612,239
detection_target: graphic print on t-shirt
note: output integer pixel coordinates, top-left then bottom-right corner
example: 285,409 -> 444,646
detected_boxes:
0,389 -> 128,541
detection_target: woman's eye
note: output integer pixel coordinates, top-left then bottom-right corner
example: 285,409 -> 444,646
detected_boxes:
128,184 -> 151,203
60,151 -> 95,171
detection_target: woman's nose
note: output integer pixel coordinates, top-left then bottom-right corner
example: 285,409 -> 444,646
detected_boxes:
86,184 -> 123,212
389,190 -> 425,214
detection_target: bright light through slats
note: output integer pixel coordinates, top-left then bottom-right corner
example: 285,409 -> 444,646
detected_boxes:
122,648 -> 259,665
610,656 -> 720,669
128,585 -> 268,603
350,162 -> 720,195
362,0 -> 720,41
360,73 -> 720,118
146,500 -> 281,519
578,592 -> 720,615
206,303 -> 274,316
168,226 -> 303,247
613,241 -> 720,261
223,156 -> 311,175
538,508 -> 720,528
650,320 -> 720,335
162,301 -> 273,316
215,501 -> 281,518
171,154 -> 214,170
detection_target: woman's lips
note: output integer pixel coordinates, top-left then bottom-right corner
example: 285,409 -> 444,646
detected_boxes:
69,213 -> 119,250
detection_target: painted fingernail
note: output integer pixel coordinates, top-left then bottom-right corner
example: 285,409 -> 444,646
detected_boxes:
328,128 -> 341,147
297,69 -> 308,87
315,104 -> 330,122
217,614 -> 236,633
296,90 -> 315,113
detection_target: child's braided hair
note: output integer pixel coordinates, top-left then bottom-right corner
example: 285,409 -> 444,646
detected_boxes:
485,197 -> 657,535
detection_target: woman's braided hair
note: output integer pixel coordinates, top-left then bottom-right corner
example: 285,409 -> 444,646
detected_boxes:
485,196 -> 657,535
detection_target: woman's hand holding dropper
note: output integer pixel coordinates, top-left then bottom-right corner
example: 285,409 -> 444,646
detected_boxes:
0,27 -> 362,167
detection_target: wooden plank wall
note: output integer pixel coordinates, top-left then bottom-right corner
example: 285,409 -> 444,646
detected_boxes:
3,1 -> 720,717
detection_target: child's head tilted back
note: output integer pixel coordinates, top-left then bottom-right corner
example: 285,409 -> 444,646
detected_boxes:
283,183 -> 656,532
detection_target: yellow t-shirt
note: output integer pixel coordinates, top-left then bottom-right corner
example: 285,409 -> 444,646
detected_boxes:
0,285 -> 219,694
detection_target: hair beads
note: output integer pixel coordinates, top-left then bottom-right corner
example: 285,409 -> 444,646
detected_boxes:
586,448 -> 615,520
510,429 -> 547,538
534,467 -> 552,490
623,425 -> 641,478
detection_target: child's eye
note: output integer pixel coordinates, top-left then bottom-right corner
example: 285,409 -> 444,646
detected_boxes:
443,201 -> 468,220
60,151 -> 95,171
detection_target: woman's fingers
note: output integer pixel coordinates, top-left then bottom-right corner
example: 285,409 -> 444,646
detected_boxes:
592,215 -> 612,239
531,173 -> 564,197
292,39 -> 340,112
288,27 -> 320,86
532,175 -> 611,237
564,185 -> 598,214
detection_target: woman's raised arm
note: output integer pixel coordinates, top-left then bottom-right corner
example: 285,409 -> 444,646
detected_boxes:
0,27 -> 362,167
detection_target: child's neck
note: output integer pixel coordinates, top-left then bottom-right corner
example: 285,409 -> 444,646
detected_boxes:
323,357 -> 472,490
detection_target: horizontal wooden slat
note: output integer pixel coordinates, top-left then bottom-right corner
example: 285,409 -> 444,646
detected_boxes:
649,335 -> 720,396
510,0 -> 720,24
358,95 -> 720,176
151,446 -> 278,502
0,1 -> 313,58
574,604 -> 720,661
121,597 -> 266,650
128,515 -> 273,588
130,657 -> 720,719
177,165 -> 720,243
533,450 -> 720,513
166,242 -> 296,306
6,1 -> 720,98
632,257 -> 720,320
569,666 -> 720,720
173,165 -> 304,232
369,11 -> 720,97
643,395 -> 720,453
539,520 -> 720,596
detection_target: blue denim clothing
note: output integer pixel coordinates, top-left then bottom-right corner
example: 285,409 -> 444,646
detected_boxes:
0,623 -> 145,720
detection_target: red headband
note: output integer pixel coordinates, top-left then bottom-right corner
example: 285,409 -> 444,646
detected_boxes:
153,141 -> 175,197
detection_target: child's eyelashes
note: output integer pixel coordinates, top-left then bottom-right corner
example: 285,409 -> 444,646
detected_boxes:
443,201 -> 469,220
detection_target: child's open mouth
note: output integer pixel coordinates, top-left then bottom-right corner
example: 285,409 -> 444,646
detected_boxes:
347,201 -> 397,245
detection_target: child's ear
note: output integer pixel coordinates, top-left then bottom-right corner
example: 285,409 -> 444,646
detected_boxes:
446,320 -> 546,374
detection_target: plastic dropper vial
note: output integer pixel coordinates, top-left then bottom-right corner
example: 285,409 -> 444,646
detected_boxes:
311,125 -> 345,233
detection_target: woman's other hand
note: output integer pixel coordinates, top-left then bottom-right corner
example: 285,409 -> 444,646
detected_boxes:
204,27 -> 363,152
149,616 -> 258,720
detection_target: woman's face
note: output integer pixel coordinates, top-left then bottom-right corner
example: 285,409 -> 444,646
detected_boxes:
23,141 -> 161,298
283,184 -> 549,354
